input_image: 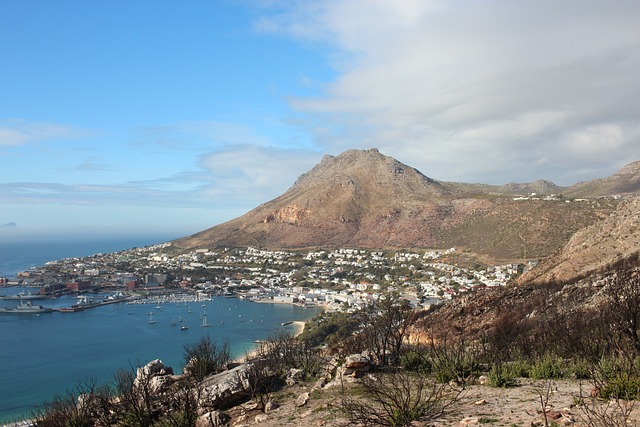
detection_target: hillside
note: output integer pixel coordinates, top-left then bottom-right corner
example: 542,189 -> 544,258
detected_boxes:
518,196 -> 640,285
175,149 -> 636,262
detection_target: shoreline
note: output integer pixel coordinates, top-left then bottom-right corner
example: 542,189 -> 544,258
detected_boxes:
234,320 -> 307,363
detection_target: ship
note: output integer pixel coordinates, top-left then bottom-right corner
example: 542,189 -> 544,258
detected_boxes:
0,290 -> 47,300
60,295 -> 102,312
72,295 -> 102,308
0,300 -> 53,314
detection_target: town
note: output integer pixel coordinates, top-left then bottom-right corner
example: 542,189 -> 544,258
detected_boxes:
2,244 -> 538,312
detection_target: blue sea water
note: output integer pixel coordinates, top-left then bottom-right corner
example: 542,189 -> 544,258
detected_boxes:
0,240 -> 321,423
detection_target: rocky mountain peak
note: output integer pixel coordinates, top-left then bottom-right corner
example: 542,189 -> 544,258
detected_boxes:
289,148 -> 445,198
175,149 -> 637,259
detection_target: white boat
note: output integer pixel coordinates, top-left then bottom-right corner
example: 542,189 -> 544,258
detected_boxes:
148,312 -> 156,324
180,324 -> 189,330
201,314 -> 210,327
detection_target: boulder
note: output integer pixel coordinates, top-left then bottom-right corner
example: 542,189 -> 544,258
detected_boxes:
285,368 -> 306,386
199,362 -> 255,410
264,400 -> 279,413
255,414 -> 269,423
134,359 -> 175,393
136,359 -> 173,381
296,392 -> 310,407
342,354 -> 371,377
345,354 -> 370,369
311,376 -> 327,392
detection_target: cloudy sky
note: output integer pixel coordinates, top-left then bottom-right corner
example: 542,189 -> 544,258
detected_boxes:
1,0 -> 639,242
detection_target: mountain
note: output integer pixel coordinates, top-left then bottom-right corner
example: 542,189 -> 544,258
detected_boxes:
175,149 -> 634,261
565,161 -> 640,198
518,196 -> 640,285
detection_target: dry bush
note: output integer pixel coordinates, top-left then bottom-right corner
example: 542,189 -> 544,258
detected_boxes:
341,367 -> 462,427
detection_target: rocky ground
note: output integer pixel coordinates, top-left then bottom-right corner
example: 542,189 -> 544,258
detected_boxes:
222,378 -> 640,427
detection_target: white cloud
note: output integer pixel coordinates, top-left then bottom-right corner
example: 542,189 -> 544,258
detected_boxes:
263,0 -> 640,185
198,145 -> 320,204
0,119 -> 91,146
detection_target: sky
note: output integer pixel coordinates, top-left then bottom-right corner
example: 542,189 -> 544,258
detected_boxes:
1,0 -> 639,242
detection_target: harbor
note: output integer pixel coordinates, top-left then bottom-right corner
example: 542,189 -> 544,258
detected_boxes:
0,287 -> 321,423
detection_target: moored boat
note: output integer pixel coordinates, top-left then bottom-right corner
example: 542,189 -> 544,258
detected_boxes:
0,291 -> 47,300
0,300 -> 53,314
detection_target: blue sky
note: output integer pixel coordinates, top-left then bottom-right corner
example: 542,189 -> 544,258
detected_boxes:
1,0 -> 640,242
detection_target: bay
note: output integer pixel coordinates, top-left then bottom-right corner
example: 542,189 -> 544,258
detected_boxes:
0,239 -> 321,423
0,290 -> 320,422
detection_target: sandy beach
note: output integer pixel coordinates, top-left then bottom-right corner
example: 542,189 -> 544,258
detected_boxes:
291,320 -> 306,337
234,320 -> 307,363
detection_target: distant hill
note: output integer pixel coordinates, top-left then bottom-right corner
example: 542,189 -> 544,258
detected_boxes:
175,149 -> 637,262
564,161 -> 640,198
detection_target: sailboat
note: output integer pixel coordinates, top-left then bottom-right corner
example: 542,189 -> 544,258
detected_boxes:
148,312 -> 156,324
201,313 -> 210,327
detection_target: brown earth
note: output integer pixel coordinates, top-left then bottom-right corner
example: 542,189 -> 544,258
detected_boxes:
224,379 -> 640,426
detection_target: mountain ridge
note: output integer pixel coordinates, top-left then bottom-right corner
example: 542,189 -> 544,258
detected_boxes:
175,149 -> 639,262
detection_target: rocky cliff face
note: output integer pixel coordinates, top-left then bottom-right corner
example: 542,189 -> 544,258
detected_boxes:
175,149 -> 638,261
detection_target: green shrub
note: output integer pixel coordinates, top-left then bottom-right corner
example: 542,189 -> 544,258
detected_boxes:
601,374 -> 640,400
400,351 -> 432,374
488,363 -> 516,388
567,358 -> 591,380
508,359 -> 532,379
529,354 -> 565,380
432,354 -> 479,384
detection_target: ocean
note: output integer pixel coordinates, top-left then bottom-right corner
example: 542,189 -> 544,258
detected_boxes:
0,239 -> 321,423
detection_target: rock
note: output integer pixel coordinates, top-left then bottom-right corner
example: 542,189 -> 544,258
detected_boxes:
459,416 -> 479,425
264,400 -> 279,413
311,376 -> 327,392
136,359 -> 173,380
344,354 -> 370,369
285,368 -> 306,385
342,354 -> 371,377
195,410 -> 230,427
149,374 -> 177,394
200,362 -> 255,410
133,359 -> 176,394
474,399 -> 487,405
296,392 -> 310,407
241,401 -> 259,411
255,414 -> 269,423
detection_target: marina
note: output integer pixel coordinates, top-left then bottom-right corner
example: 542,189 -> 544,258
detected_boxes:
0,286 -> 321,423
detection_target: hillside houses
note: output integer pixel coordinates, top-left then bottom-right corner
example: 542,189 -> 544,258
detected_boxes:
11,243 -> 536,313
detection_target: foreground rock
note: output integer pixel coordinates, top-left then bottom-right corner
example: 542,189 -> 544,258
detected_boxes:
134,359 -> 177,394
199,362 -> 254,410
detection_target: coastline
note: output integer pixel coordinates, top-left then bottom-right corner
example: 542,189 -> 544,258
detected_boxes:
235,320 -> 307,363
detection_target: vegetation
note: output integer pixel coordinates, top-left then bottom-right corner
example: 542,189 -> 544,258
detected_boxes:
182,335 -> 231,382
30,261 -> 640,426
